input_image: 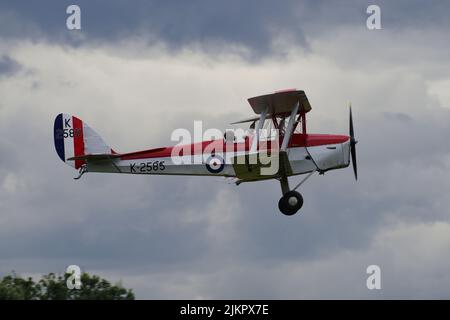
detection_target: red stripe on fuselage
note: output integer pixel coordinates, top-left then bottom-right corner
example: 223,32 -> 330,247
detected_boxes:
72,116 -> 85,169
120,140 -> 249,160
119,133 -> 350,160
289,134 -> 349,147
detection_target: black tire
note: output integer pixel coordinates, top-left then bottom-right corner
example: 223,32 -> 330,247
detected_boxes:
278,191 -> 303,216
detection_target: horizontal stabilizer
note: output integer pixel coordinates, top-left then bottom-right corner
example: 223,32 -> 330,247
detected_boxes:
67,153 -> 120,162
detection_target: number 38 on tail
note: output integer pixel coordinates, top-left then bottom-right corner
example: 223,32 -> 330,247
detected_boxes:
54,89 -> 358,216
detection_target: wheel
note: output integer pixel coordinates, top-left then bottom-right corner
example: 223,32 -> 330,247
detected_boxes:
278,191 -> 303,216
278,191 -> 303,215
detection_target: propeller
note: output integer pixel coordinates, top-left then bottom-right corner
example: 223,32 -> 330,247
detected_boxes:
349,104 -> 358,180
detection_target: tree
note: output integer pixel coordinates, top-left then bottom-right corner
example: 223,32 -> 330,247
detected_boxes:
0,273 -> 39,300
0,271 -> 134,300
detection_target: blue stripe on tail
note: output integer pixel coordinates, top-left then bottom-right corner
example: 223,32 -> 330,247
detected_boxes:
54,114 -> 65,162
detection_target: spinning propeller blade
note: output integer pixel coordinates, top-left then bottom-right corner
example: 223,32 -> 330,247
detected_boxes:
349,105 -> 358,180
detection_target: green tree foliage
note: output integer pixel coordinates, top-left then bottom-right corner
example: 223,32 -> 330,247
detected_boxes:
0,272 -> 134,300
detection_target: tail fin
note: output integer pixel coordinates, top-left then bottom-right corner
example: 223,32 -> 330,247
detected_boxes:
53,113 -> 114,169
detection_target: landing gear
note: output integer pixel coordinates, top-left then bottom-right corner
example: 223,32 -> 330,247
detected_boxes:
278,171 -> 315,216
278,191 -> 303,216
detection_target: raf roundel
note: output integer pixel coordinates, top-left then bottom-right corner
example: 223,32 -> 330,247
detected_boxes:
205,155 -> 225,174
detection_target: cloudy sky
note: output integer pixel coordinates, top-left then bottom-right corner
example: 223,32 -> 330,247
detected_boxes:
1,0 -> 450,299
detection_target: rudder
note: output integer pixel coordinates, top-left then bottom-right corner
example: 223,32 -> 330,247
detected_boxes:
53,113 -> 113,169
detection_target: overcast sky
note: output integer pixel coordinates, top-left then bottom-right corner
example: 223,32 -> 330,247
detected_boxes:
1,0 -> 450,299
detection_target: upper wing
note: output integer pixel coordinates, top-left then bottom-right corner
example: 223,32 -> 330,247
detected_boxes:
247,89 -> 311,115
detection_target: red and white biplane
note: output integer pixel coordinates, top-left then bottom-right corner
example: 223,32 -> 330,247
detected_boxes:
54,89 -> 357,215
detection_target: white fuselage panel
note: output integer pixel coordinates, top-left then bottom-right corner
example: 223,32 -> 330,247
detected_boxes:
87,140 -> 351,179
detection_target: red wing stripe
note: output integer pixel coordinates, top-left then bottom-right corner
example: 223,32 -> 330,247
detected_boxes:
72,116 -> 85,169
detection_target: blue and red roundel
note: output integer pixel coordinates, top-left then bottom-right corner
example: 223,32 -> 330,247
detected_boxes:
205,155 -> 225,174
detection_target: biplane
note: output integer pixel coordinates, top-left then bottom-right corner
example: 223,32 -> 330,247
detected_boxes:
53,89 -> 357,216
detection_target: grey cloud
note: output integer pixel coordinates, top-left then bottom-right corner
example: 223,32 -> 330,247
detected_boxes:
0,0 -> 308,58
0,55 -> 21,77
2,1 -> 450,59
